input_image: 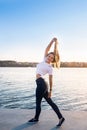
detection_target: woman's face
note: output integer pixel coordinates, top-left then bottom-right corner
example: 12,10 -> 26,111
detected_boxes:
45,53 -> 54,63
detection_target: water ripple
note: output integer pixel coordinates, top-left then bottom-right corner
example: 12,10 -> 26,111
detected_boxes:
0,67 -> 87,110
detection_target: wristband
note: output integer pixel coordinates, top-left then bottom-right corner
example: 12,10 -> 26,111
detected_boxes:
50,89 -> 52,91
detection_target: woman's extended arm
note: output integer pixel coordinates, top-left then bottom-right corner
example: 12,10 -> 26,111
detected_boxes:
44,37 -> 57,57
48,75 -> 53,98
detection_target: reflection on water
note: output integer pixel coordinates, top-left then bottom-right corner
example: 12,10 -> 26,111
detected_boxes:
0,67 -> 87,111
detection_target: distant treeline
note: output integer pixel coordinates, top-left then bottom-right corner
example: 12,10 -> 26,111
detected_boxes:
0,60 -> 87,67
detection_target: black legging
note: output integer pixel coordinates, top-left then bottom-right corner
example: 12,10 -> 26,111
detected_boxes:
35,77 -> 62,120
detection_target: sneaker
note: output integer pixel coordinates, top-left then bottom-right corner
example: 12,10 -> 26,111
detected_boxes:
28,118 -> 39,123
57,117 -> 65,127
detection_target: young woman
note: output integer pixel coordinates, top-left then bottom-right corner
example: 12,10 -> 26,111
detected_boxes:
28,37 -> 65,127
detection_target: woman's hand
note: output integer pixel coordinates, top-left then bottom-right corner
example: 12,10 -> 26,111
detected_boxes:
48,91 -> 52,98
52,37 -> 57,42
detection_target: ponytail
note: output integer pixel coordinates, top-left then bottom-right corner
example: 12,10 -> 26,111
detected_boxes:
53,40 -> 60,68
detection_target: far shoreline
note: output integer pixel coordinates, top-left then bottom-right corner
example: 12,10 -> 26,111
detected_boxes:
0,60 -> 87,67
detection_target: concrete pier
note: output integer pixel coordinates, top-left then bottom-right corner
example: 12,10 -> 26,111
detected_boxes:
0,109 -> 87,130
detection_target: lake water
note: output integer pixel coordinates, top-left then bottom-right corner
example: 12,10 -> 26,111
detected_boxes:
0,67 -> 87,111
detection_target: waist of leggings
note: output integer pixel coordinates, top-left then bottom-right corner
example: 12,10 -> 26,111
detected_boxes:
36,77 -> 44,82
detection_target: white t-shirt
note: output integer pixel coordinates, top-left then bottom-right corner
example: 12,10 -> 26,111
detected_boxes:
36,61 -> 53,76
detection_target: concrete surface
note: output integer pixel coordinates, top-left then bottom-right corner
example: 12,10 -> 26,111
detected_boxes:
0,109 -> 87,130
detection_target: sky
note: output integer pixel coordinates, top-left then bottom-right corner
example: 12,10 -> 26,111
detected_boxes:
0,0 -> 87,62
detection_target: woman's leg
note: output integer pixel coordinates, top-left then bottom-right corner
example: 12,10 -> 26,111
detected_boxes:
34,93 -> 42,120
44,91 -> 63,119
34,78 -> 45,120
28,79 -> 43,122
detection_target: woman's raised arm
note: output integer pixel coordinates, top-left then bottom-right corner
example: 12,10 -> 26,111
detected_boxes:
44,37 -> 57,57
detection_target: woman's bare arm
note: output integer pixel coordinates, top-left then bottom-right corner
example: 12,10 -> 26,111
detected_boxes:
48,75 -> 53,98
44,37 -> 57,57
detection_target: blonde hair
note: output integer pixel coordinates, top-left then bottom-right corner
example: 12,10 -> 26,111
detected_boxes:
52,40 -> 60,68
